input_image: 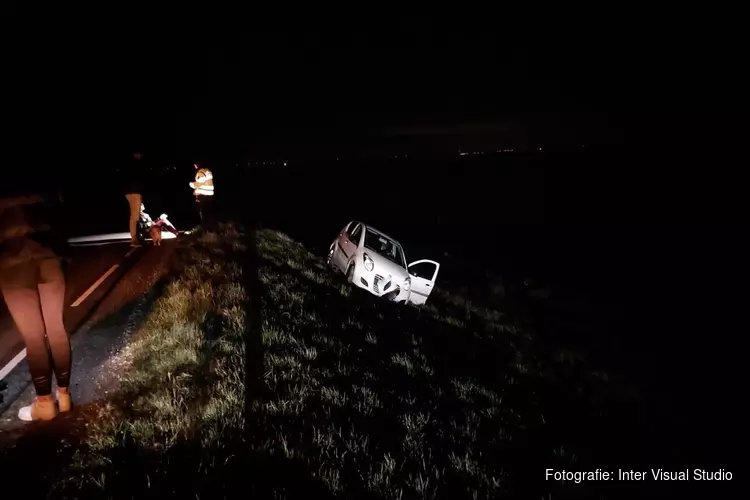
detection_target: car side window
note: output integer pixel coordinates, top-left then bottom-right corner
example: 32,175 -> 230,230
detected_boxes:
409,261 -> 436,280
349,224 -> 362,245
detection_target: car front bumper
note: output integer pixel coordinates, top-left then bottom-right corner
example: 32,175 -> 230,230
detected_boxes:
351,265 -> 410,302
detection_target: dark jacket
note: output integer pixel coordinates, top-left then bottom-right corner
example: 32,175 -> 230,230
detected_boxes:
0,194 -> 68,271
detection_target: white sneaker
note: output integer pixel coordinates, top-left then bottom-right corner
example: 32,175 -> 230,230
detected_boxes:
17,396 -> 58,421
18,405 -> 33,421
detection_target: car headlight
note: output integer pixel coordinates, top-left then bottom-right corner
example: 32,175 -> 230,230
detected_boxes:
403,277 -> 411,291
363,253 -> 374,272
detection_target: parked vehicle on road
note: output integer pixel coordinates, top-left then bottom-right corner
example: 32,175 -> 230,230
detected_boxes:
327,221 -> 440,305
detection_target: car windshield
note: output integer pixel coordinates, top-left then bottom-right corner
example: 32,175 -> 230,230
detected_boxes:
364,228 -> 406,267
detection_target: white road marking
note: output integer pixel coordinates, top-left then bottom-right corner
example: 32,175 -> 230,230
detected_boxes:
70,246 -> 139,308
67,231 -> 178,245
0,348 -> 27,381
67,232 -> 132,244
1,244 -> 142,380
70,264 -> 120,307
68,241 -> 123,247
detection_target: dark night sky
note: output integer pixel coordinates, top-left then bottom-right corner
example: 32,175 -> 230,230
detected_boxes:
4,15 -> 747,161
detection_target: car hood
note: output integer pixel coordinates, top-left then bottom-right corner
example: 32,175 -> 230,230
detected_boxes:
364,250 -> 409,281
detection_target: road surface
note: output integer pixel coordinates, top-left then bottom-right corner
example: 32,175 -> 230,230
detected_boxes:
0,244 -> 133,373
0,237 -> 178,423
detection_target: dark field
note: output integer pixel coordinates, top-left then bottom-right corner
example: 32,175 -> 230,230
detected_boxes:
63,152 -> 746,454
220,151 -> 745,475
6,149 -> 744,497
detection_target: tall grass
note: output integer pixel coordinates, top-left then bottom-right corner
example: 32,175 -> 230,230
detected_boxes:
57,224 -> 248,496
243,230 -> 641,499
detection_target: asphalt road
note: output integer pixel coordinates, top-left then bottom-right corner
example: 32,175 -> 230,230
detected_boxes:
0,238 -> 178,423
0,244 -> 132,372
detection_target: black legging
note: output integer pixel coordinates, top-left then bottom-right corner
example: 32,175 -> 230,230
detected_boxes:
196,195 -> 217,231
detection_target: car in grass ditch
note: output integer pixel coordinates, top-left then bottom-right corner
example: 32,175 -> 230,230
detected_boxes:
326,221 -> 440,305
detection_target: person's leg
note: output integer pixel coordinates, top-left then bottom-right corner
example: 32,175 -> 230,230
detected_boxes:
0,265 -> 57,421
195,195 -> 205,225
132,193 -> 143,244
161,217 -> 178,234
126,193 -> 142,245
37,258 -> 72,411
202,196 -> 217,231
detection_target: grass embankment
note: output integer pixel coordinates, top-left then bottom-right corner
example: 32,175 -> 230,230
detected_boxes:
56,225 -> 642,499
58,225 -> 248,497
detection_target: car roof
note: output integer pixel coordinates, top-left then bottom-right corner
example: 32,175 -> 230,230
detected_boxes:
359,222 -> 401,245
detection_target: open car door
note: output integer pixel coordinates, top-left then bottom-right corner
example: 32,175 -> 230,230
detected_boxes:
332,221 -> 355,270
407,259 -> 441,305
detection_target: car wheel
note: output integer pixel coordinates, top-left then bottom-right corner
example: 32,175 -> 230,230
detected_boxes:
346,263 -> 355,283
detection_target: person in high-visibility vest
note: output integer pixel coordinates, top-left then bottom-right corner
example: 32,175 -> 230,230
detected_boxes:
189,163 -> 216,230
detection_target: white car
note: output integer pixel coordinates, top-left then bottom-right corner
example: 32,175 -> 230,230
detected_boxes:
327,221 -> 440,305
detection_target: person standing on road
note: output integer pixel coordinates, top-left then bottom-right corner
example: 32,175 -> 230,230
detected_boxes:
0,192 -> 72,421
124,151 -> 147,247
189,163 -> 216,231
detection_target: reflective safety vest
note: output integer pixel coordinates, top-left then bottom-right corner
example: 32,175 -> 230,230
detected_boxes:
190,167 -> 215,196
